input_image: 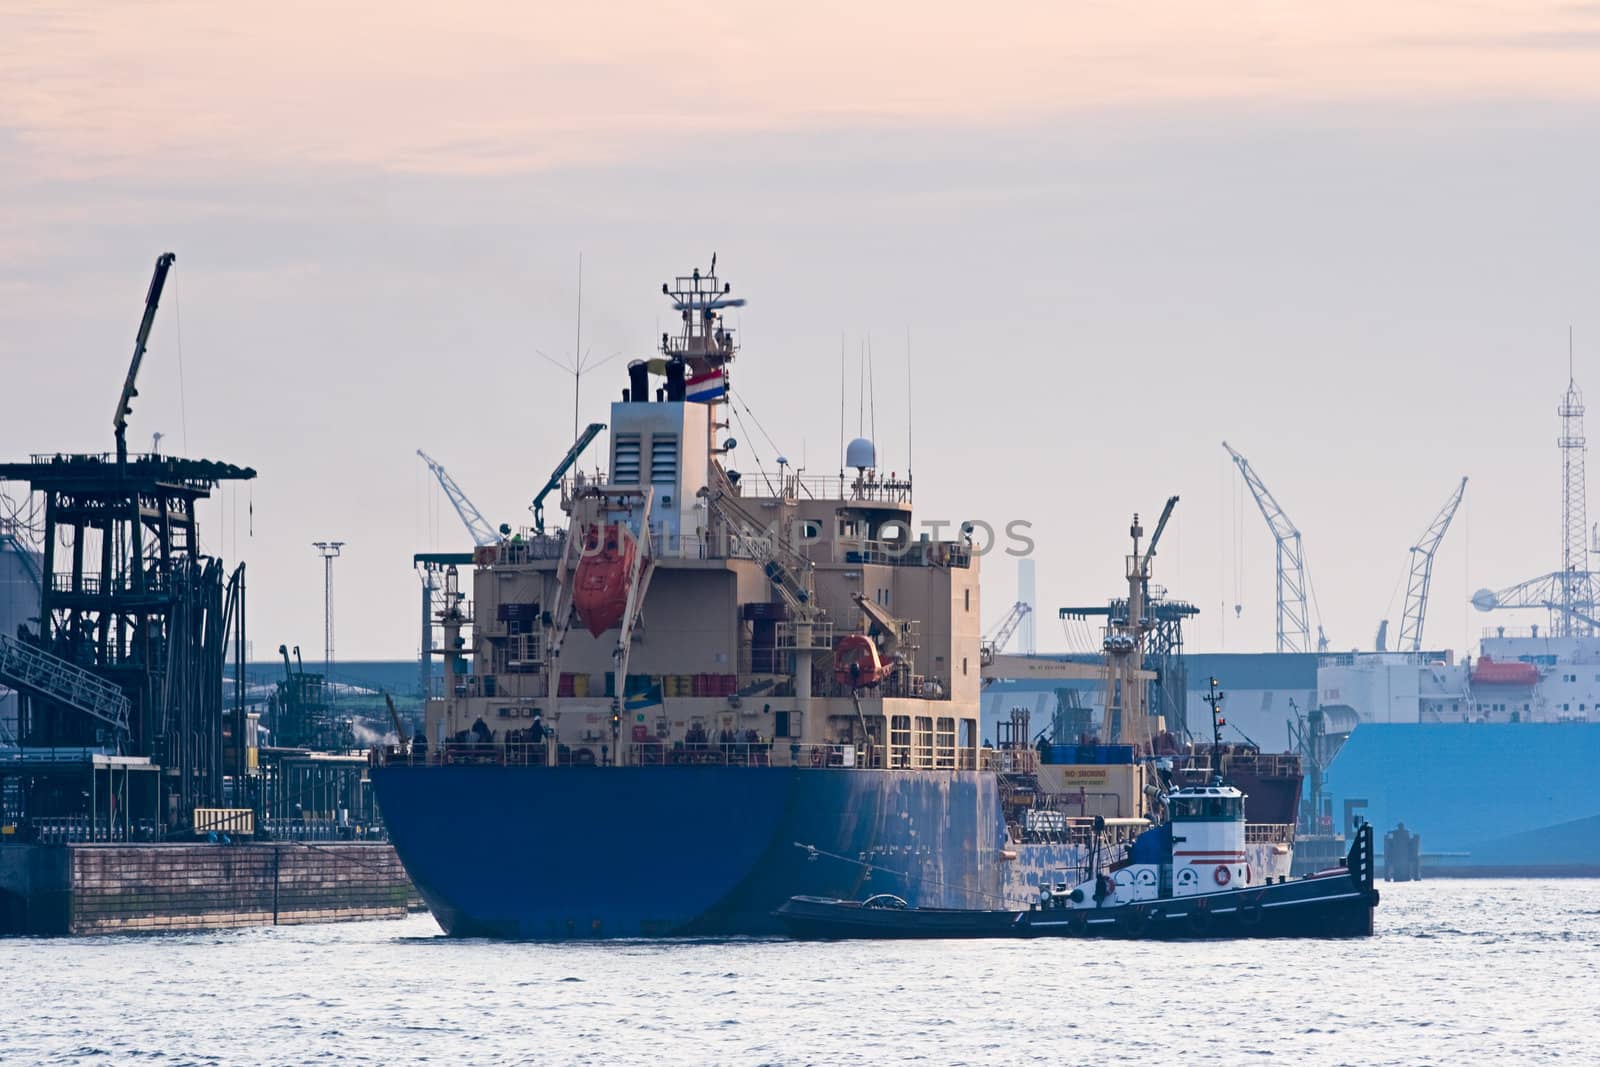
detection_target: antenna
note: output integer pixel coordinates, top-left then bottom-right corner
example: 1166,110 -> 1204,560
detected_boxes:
867,336 -> 878,455
537,253 -> 620,445
905,328 -> 913,481
839,335 -> 846,478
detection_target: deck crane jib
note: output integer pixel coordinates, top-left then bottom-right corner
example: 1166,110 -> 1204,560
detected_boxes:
531,422 -> 605,535
1222,441 -> 1326,654
417,450 -> 500,548
1396,476 -> 1468,653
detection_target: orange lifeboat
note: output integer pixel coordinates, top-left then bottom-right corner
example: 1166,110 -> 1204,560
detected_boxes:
834,634 -> 892,689
572,521 -> 641,637
1470,655 -> 1539,686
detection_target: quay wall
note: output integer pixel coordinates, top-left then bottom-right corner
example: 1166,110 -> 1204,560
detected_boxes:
1,842 -> 421,935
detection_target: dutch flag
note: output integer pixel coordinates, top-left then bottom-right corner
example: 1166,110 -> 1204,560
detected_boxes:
686,368 -> 727,403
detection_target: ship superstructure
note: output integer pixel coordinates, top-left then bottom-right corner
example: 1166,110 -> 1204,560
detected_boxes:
423,263 -> 981,773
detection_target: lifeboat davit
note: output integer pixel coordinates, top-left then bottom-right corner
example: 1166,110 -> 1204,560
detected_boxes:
834,634 -> 892,689
1470,655 -> 1539,686
572,521 -> 641,637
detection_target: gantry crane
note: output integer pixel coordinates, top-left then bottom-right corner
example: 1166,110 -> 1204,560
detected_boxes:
1223,441 -> 1326,654
1396,477 -> 1467,652
417,450 -> 499,547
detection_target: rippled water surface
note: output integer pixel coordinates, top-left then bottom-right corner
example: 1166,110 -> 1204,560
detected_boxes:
5,879 -> 1599,1065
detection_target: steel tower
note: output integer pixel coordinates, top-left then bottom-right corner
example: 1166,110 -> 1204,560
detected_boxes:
1559,369 -> 1595,635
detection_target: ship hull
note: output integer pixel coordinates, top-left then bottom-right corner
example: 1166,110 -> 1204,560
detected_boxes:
371,764 -> 1012,938
1325,722 -> 1600,875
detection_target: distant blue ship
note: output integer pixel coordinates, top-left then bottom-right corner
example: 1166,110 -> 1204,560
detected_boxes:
1325,722 -> 1600,874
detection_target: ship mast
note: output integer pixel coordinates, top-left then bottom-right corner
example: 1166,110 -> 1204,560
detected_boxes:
1104,496 -> 1179,749
660,255 -> 744,501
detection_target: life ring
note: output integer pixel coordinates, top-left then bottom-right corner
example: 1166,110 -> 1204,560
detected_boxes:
810,746 -> 823,767
1214,865 -> 1232,887
1245,863 -> 1252,885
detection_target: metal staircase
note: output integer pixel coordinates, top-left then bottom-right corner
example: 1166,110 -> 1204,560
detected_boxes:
0,633 -> 130,734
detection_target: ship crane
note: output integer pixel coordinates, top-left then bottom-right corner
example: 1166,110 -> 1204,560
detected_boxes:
1396,477 -> 1468,652
530,422 -> 605,535
980,601 -> 1032,667
1222,442 -> 1327,654
417,450 -> 499,547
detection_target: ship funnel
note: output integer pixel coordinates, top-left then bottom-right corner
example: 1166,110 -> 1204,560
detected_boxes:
665,359 -> 687,402
627,361 -> 650,404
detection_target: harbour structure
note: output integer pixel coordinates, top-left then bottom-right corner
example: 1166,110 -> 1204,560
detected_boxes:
0,254 -> 414,933
371,261 -> 1297,938
0,254 -> 256,836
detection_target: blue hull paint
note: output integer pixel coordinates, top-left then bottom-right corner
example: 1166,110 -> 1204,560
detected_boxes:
371,765 -> 1014,938
1326,722 -> 1600,871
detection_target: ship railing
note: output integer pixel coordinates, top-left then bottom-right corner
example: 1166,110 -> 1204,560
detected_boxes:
833,539 -> 971,569
1245,822 -> 1297,846
1035,790 -> 1127,820
490,534 -> 568,564
981,748 -> 1038,774
779,472 -> 913,504
378,739 -> 985,772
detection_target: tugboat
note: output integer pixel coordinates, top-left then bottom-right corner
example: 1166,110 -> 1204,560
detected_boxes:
776,679 -> 1380,940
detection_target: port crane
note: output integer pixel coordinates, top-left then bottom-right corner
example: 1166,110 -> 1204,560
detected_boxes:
980,601 -> 1032,666
417,450 -> 499,547
1223,442 -> 1327,654
112,253 -> 176,468
1395,476 -> 1468,652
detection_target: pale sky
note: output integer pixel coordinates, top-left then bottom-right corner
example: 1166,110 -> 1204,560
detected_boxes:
4,2 -> 1600,661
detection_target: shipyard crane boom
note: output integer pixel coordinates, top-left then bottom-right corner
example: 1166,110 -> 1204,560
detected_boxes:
113,252 -> 176,467
1222,442 -> 1315,654
417,450 -> 498,547
982,601 -> 1032,664
531,422 -> 605,535
1397,476 -> 1468,652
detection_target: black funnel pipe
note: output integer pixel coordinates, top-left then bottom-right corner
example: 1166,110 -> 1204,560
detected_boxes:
664,359 -> 687,402
627,360 -> 650,403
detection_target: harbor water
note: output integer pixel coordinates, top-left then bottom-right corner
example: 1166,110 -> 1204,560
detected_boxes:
4,879 -> 1597,1066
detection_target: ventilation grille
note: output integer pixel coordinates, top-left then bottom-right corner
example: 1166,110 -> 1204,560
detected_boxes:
614,433 -> 641,483
650,434 -> 678,487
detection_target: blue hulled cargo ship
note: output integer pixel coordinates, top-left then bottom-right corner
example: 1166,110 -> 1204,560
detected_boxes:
1324,721 -> 1600,875
372,263 -> 1296,937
